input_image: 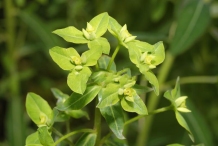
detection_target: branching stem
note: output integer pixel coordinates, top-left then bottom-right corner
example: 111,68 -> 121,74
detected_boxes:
107,45 -> 120,70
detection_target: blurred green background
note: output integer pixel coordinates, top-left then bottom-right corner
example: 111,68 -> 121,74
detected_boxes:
0,0 -> 218,145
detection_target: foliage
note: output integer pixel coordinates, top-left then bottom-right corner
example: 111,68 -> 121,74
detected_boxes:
1,0 -> 217,146
24,12 -> 195,146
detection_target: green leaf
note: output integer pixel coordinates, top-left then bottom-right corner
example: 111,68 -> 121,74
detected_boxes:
126,41 -> 141,65
51,88 -> 69,100
38,126 -> 54,146
121,94 -> 148,115
65,109 -> 89,119
25,132 -> 42,146
127,40 -> 153,53
52,108 -> 70,123
143,71 -> 159,95
49,46 -> 79,70
26,93 -> 53,126
152,41 -> 165,66
57,85 -> 101,110
75,133 -> 97,146
175,111 -> 194,142
98,55 -> 116,71
97,84 -> 120,108
67,67 -> 92,94
132,84 -> 153,94
100,103 -> 125,139
53,26 -> 88,44
169,0 -> 210,55
108,16 -> 122,38
82,47 -> 102,67
88,37 -> 110,55
89,12 -> 109,38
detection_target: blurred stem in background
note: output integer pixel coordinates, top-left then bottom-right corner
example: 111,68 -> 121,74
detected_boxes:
136,52 -> 175,146
4,0 -> 25,145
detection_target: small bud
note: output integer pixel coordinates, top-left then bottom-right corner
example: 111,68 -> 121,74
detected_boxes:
39,113 -> 47,125
124,36 -> 137,43
82,29 -> 90,40
123,88 -> 133,97
86,22 -> 95,32
71,56 -> 82,65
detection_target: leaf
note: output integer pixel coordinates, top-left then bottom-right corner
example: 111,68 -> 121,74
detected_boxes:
57,85 -> 101,110
75,133 -> 97,146
98,55 -> 116,71
153,41 -> 165,66
121,94 -> 148,115
100,103 -> 125,139
143,71 -> 159,95
38,126 -> 54,146
132,84 -> 153,94
175,111 -> 194,142
126,41 -> 141,65
53,26 -> 88,44
108,16 -> 122,38
25,132 -> 42,146
127,40 -> 153,53
89,12 -> 109,38
82,47 -> 102,67
170,0 -> 210,55
164,77 -> 180,102
49,46 -> 79,70
67,67 -> 92,94
97,84 -> 120,108
88,37 -> 110,55
51,88 -> 69,100
65,109 -> 89,119
52,108 -> 70,123
26,93 -> 53,126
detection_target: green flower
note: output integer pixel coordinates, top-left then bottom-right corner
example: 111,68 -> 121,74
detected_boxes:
119,24 -> 137,43
175,96 -> 191,113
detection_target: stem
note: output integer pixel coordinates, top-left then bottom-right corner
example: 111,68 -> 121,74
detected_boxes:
94,98 -> 101,146
107,45 -> 120,70
53,129 -> 95,146
52,127 -> 74,146
137,51 -> 175,146
136,76 -> 147,146
124,105 -> 173,126
166,76 -> 218,85
4,0 -> 25,145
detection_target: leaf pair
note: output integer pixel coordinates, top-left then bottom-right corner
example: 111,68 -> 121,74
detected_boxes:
53,12 -> 110,55
49,46 -> 102,94
127,41 -> 165,95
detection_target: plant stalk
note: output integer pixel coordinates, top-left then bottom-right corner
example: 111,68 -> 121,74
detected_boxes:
94,98 -> 102,146
4,0 -> 25,145
54,129 -> 95,146
107,45 -> 120,70
124,105 -> 173,126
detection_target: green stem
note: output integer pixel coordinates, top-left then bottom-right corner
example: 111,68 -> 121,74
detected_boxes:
4,0 -> 25,145
124,105 -> 173,126
107,45 -> 120,70
166,76 -> 218,85
52,127 -> 74,146
53,129 -> 95,146
137,51 -> 175,146
94,98 -> 102,146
